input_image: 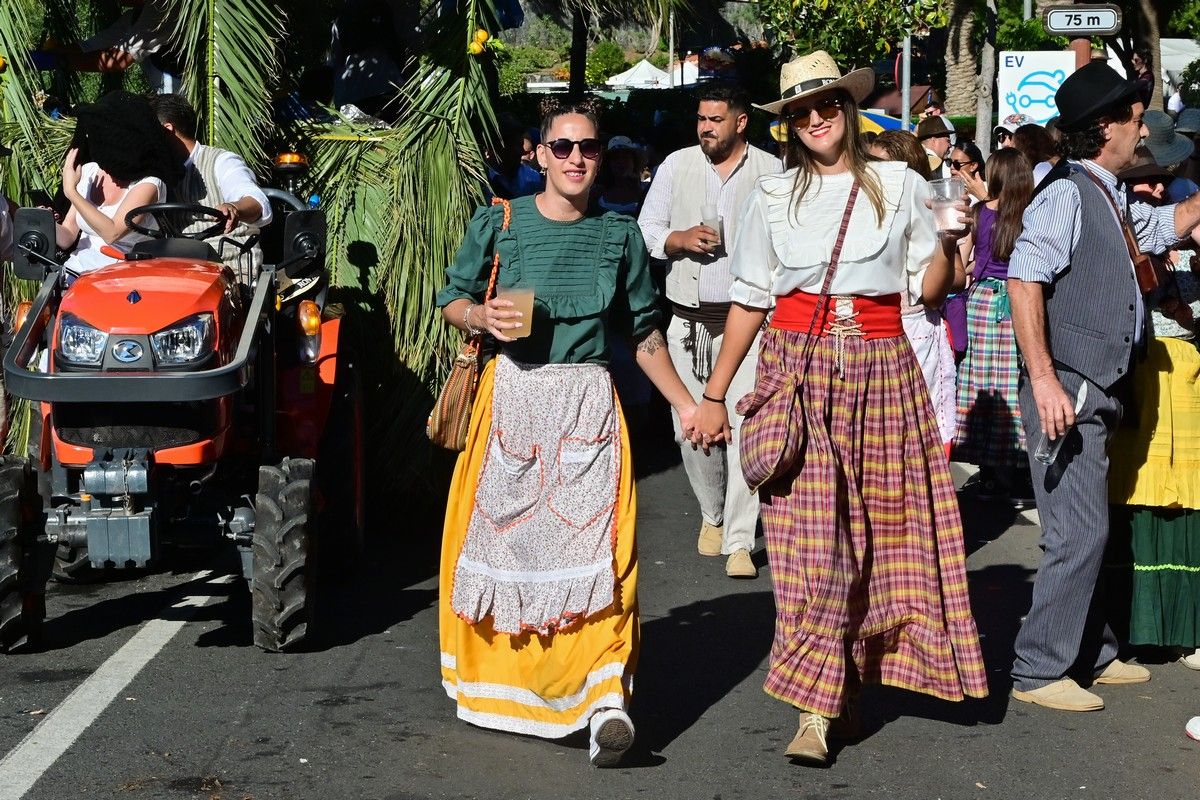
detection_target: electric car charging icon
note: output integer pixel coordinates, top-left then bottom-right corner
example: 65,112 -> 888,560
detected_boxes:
1005,69 -> 1066,124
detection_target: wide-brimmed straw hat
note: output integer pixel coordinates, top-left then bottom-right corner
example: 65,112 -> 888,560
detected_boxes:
753,50 -> 874,116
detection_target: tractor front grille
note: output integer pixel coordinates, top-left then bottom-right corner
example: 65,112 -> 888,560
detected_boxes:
54,402 -> 221,451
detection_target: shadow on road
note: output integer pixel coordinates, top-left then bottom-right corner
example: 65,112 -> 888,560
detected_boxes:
632,591 -> 775,759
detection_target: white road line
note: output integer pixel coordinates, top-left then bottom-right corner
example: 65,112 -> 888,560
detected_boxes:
0,570 -> 228,800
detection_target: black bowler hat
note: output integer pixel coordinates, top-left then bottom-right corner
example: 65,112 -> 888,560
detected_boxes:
1055,61 -> 1139,132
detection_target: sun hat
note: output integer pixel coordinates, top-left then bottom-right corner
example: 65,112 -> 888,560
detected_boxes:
1143,110 -> 1194,166
916,116 -> 956,142
1118,147 -> 1175,184
1054,61 -> 1138,132
1176,108 -> 1200,135
753,50 -> 874,116
993,113 -> 1035,136
606,135 -> 640,152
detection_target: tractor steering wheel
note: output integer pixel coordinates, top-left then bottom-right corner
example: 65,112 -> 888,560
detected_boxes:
125,202 -> 229,241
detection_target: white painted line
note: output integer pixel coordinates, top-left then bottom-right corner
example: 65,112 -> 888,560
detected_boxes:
0,570 -> 225,800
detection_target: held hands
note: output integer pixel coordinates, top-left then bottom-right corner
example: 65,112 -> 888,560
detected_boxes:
1030,372 -> 1075,440
687,397 -> 732,454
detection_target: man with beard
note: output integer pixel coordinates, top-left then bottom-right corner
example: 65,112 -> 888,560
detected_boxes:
639,83 -> 779,579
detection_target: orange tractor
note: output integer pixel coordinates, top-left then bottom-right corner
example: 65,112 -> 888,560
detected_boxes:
1,191 -> 364,652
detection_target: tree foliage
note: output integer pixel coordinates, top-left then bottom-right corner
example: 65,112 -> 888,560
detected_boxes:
586,39 -> 628,86
756,0 -> 949,68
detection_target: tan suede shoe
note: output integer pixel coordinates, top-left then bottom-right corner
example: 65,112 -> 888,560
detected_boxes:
785,713 -> 830,765
1011,678 -> 1104,711
697,522 -> 723,556
1093,659 -> 1151,685
725,548 -> 757,578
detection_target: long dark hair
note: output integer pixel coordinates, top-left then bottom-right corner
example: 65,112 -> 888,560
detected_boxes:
782,89 -> 886,224
976,149 -> 1033,261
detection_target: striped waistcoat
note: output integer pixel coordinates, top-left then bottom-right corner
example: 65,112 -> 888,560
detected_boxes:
1042,167 -> 1140,390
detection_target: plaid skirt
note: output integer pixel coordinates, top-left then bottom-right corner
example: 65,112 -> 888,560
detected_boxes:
755,327 -> 989,717
952,279 -> 1026,467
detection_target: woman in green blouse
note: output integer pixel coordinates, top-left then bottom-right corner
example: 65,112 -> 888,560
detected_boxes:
435,101 -> 697,767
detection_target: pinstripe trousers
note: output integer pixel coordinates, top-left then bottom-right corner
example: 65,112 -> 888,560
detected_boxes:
1012,367 -> 1123,691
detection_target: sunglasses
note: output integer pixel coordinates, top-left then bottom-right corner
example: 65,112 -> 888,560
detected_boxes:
949,159 -> 976,170
784,97 -> 844,129
546,138 -> 601,160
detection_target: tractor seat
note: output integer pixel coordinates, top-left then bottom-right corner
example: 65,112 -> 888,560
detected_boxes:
129,238 -> 220,263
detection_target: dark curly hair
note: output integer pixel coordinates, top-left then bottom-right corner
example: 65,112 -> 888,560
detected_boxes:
71,91 -> 184,186
1060,100 -> 1134,161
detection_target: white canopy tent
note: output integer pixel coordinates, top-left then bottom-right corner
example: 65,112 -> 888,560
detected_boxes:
606,59 -> 670,90
1162,38 -> 1200,90
670,59 -> 700,86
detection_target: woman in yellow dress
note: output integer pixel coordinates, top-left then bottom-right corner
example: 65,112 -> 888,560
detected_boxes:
435,101 -> 697,767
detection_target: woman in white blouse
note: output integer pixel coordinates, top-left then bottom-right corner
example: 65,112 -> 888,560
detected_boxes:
692,51 -> 988,766
53,92 -> 177,282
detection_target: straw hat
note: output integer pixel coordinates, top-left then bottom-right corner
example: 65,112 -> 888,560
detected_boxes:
754,50 -> 874,116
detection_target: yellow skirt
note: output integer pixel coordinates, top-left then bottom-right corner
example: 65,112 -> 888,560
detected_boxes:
438,358 -> 639,739
1109,336 -> 1200,509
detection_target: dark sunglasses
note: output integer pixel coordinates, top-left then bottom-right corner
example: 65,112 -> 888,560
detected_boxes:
949,159 -> 976,170
546,138 -> 602,160
784,97 -> 843,129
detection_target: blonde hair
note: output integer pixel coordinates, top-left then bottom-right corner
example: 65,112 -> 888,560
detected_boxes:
782,89 -> 886,224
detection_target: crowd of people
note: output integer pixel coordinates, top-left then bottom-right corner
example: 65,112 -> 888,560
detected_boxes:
438,50 -> 1200,767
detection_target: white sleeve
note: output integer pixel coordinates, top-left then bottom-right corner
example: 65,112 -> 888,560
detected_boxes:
727,185 -> 777,309
904,172 -> 938,304
636,154 -> 675,260
212,150 -> 273,227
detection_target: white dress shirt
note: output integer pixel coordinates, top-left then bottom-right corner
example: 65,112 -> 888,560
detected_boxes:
184,144 -> 273,227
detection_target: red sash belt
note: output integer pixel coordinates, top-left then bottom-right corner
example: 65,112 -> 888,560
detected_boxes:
771,291 -> 903,339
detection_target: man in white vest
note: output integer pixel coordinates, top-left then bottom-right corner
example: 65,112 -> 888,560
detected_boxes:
149,94 -> 272,280
639,84 -> 779,579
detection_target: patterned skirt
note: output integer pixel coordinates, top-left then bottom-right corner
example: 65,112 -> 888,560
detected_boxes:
439,358 -> 638,739
902,306 -> 957,445
952,279 -> 1026,467
754,327 -> 989,717
1106,507 -> 1200,648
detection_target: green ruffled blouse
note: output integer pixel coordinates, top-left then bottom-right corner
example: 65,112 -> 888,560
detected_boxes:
436,194 -> 661,365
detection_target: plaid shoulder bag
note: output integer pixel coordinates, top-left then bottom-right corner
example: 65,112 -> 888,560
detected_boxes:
736,183 -> 859,492
427,198 -> 512,451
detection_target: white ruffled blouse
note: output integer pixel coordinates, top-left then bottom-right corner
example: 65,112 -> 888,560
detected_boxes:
728,161 -> 938,309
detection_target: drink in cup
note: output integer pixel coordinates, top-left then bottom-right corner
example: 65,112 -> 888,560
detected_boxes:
1033,381 -> 1088,466
928,178 -> 967,232
701,203 -> 723,247
495,286 -> 534,339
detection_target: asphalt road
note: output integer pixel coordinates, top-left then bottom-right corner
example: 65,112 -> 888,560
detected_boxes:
0,440 -> 1195,800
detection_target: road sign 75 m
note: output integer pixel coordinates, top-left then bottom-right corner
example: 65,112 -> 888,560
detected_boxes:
1042,3 -> 1122,36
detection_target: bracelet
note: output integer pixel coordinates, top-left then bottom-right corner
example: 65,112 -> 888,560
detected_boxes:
463,303 -> 481,335
702,393 -> 726,404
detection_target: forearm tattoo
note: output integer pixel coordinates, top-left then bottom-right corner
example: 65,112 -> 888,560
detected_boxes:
636,329 -> 666,356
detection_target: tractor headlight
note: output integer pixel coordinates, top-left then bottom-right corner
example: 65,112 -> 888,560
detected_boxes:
151,313 -> 213,365
57,313 -> 108,366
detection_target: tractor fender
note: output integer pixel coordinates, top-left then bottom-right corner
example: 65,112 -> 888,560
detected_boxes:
275,316 -> 341,459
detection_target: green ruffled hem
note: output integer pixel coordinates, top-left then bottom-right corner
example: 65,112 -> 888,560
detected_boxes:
1106,506 -> 1200,647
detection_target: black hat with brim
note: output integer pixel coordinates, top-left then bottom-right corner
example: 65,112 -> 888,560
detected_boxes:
1118,148 -> 1174,184
1055,61 -> 1140,132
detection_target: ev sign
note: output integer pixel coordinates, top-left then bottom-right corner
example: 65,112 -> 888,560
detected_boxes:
998,51 -> 1076,125
1042,4 -> 1122,36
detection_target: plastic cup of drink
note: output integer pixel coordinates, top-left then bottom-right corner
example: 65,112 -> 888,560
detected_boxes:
495,286 -> 534,339
928,178 -> 966,232
700,203 -> 722,246
1033,380 -> 1088,465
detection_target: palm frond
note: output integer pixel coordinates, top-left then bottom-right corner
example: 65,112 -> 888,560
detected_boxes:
159,0 -> 285,167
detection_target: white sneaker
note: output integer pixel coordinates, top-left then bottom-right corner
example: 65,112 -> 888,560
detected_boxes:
588,707 -> 634,767
1181,648 -> 1200,670
1187,716 -> 1200,741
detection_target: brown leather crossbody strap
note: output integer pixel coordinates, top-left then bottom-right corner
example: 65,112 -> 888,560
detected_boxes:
1079,166 -> 1158,292
465,198 -> 513,357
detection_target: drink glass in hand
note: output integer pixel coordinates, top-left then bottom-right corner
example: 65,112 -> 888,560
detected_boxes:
700,203 -> 722,246
928,178 -> 967,233
1033,381 -> 1089,466
495,286 -> 534,339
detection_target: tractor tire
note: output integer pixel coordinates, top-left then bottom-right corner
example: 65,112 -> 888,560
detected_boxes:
0,457 -> 48,651
318,341 -> 366,579
251,457 -> 316,652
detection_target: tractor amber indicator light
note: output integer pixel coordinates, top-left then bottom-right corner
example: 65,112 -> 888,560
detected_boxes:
275,152 -> 308,168
14,301 -> 32,332
298,300 -> 321,336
